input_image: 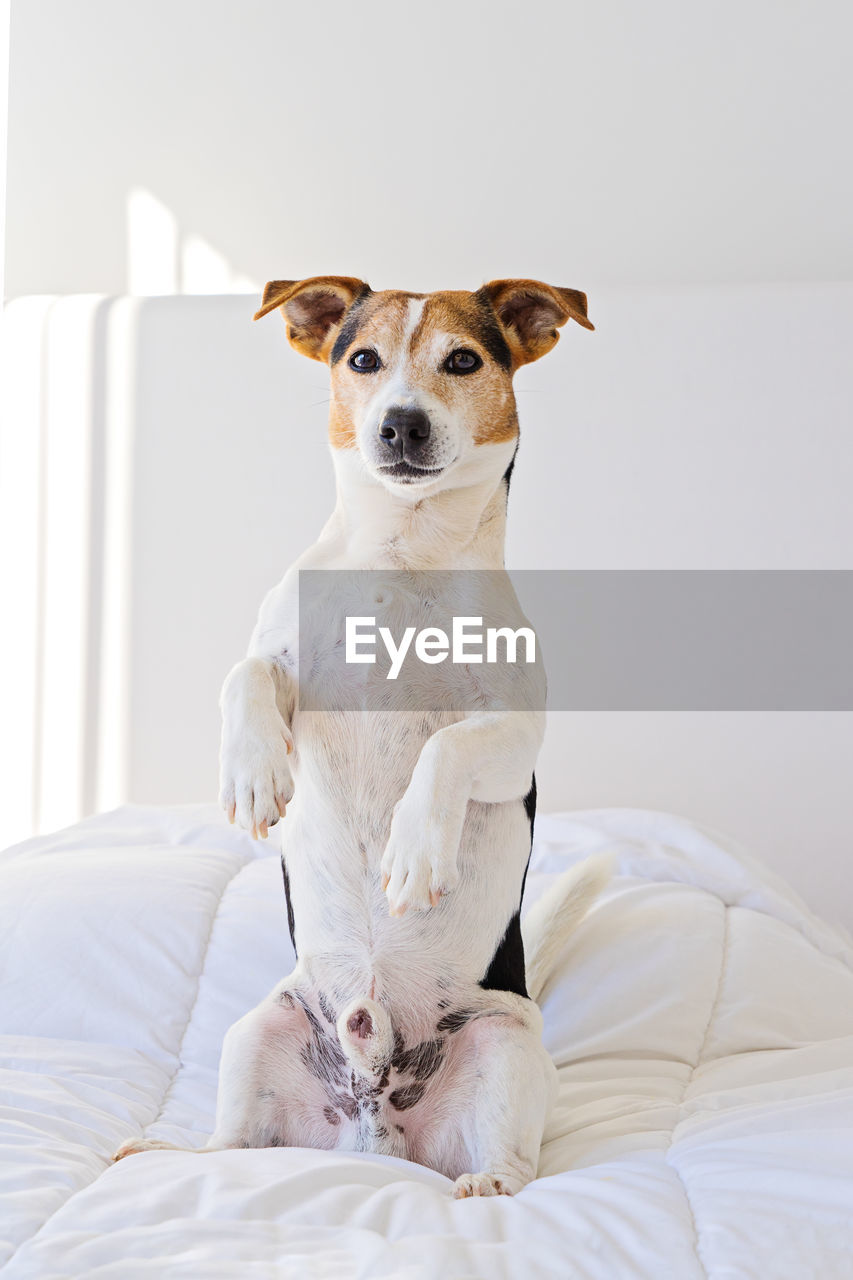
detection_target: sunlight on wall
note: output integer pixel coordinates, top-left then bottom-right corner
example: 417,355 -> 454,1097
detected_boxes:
37,299 -> 100,832
127,187 -> 258,295
126,189 -> 178,294
0,297 -> 110,846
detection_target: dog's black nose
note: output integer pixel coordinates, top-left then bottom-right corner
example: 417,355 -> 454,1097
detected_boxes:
378,407 -> 431,455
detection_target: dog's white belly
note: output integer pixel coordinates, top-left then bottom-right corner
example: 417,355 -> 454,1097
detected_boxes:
280,709 -> 532,1031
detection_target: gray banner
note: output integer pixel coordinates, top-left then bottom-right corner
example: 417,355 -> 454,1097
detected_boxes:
297,570 -> 853,712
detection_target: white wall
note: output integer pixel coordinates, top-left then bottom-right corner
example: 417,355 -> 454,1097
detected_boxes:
5,0 -> 853,298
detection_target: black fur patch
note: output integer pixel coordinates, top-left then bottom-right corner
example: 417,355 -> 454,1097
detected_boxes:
471,288 -> 513,369
393,1038 -> 445,1082
318,991 -> 336,1024
389,1083 -> 426,1111
479,775 -> 536,999
281,857 -> 297,956
323,1105 -> 341,1126
436,1009 -> 474,1034
329,286 -> 373,365
298,997 -> 348,1090
503,440 -> 520,493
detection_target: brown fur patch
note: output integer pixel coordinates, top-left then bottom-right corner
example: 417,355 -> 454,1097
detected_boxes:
412,294 -> 518,445
328,290 -> 519,450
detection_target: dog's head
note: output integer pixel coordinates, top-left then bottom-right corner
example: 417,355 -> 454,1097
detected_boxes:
255,277 -> 593,496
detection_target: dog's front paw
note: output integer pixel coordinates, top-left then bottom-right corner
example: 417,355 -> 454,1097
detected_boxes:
219,724 -> 294,839
379,798 -> 463,916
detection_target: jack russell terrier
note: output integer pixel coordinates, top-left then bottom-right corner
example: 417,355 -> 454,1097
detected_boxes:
115,276 -> 609,1197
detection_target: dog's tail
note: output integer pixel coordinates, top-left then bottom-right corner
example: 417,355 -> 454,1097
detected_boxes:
336,996 -> 395,1082
522,852 -> 614,1004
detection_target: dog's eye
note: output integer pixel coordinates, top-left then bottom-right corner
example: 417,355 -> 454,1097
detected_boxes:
444,349 -> 482,375
349,349 -> 381,372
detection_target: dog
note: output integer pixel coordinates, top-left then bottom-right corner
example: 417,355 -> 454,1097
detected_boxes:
115,276 -> 608,1197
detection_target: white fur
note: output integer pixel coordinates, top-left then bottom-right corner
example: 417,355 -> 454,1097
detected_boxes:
522,853 -> 615,1004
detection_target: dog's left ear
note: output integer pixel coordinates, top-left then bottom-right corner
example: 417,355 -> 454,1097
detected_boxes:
253,276 -> 370,362
478,279 -> 593,367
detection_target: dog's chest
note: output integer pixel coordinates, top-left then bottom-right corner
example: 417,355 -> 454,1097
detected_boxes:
296,573 -> 489,716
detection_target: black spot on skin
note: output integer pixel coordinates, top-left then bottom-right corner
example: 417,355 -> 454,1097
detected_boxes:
281,857 -> 297,956
329,285 -> 373,365
393,1028 -> 405,1059
323,1105 -> 341,1126
395,1124 -> 405,1135
437,1009 -> 475,1034
389,1083 -> 426,1111
298,995 -> 348,1090
318,991 -> 336,1024
437,999 -> 449,1010
278,990 -> 294,1008
264,1133 -> 286,1147
394,1038 -> 444,1082
479,776 -> 536,999
375,1124 -> 388,1139
335,1092 -> 358,1121
351,1073 -> 374,1105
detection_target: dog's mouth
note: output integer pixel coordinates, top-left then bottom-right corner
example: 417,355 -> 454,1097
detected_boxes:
376,460 -> 447,485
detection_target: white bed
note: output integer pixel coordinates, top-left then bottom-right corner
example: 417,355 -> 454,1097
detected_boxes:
2,804 -> 852,1278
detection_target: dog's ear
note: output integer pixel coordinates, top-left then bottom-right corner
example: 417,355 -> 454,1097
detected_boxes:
254,276 -> 370,362
478,279 -> 593,367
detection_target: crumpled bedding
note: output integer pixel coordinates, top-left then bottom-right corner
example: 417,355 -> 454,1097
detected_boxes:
1,803 -> 852,1279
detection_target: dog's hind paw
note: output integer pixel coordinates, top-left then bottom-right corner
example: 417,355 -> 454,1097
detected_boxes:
453,1171 -> 517,1198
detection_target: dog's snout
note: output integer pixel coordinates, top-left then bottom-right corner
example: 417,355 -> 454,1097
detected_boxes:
378,407 -> 431,455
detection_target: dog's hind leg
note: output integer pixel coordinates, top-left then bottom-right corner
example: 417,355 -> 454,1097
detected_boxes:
429,1001 -> 558,1198
114,977 -> 346,1163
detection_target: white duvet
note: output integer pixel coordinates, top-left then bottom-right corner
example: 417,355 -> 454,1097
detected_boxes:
1,804 -> 852,1279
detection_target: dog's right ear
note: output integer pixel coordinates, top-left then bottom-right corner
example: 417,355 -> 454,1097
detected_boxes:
253,276 -> 371,362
